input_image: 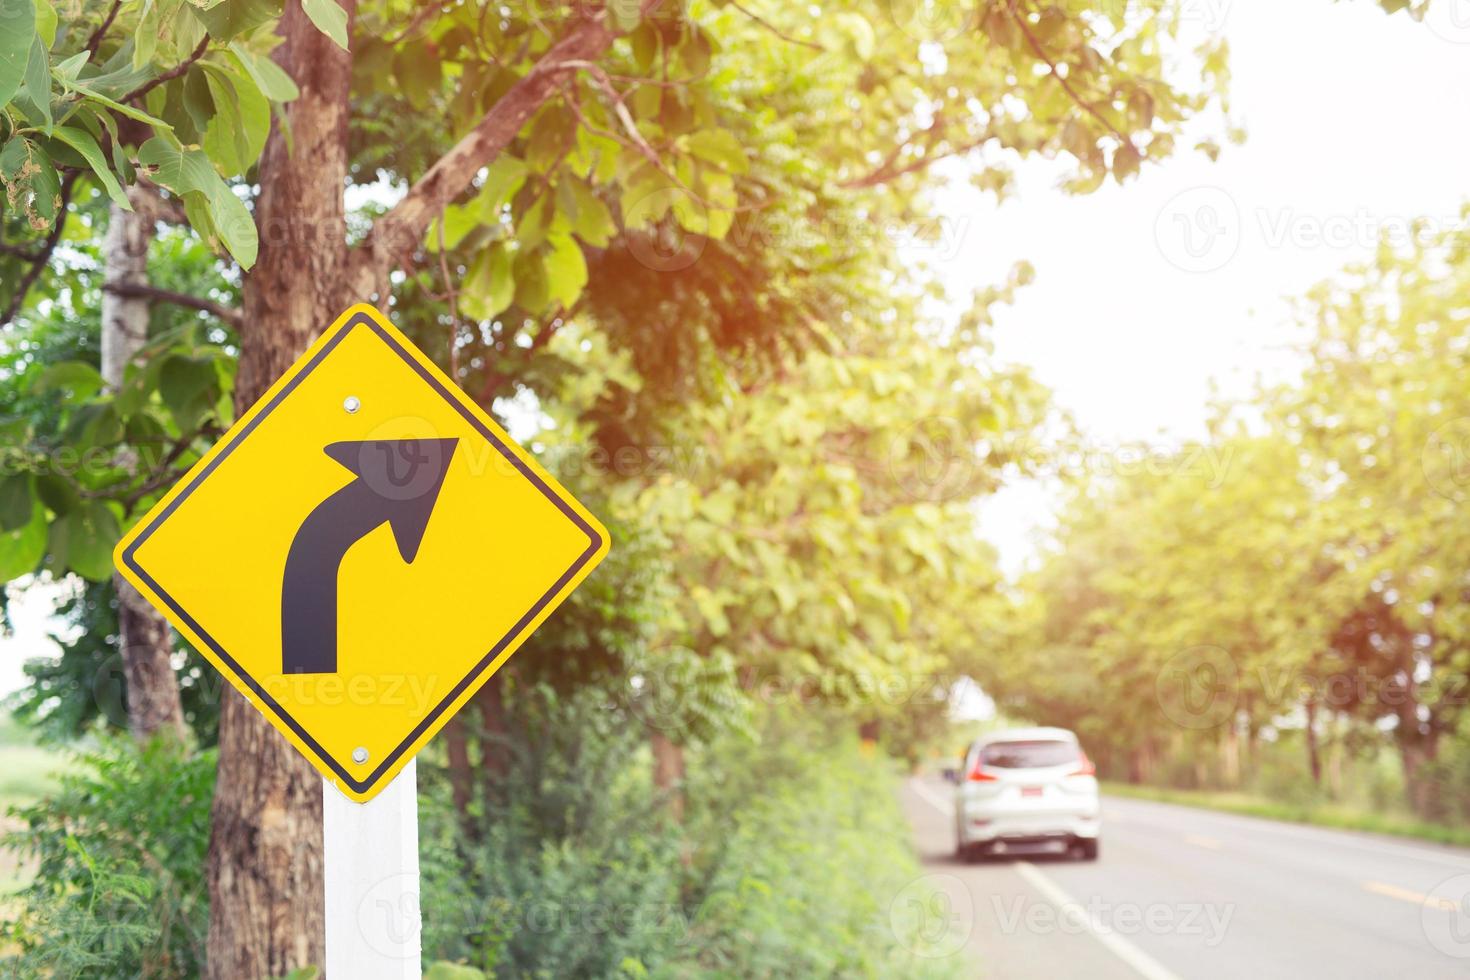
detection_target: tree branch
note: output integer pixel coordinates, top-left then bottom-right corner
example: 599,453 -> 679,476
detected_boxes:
84,0 -> 124,56
101,282 -> 243,328
1,174 -> 78,328
350,2 -> 663,293
125,35 -> 210,105
129,180 -> 190,226
1006,0 -> 1132,147
726,1 -> 823,51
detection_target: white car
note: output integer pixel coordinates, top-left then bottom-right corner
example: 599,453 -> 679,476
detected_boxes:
950,727 -> 1100,861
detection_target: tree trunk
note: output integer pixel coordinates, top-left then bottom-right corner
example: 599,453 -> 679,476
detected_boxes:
1398,734 -> 1441,820
204,3 -> 355,975
1219,721 -> 1240,789
102,196 -> 187,742
476,672 -> 510,793
1304,696 -> 1321,785
446,715 -> 474,834
649,729 -> 685,823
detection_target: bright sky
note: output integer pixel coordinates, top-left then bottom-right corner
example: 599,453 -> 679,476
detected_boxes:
944,0 -> 1470,573
6,1 -> 1470,693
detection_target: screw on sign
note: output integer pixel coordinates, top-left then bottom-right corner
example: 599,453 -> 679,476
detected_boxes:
113,305 -> 610,977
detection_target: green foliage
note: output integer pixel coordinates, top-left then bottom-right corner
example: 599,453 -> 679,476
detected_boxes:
2,737 -> 216,979
6,578 -> 222,745
673,713 -> 962,976
0,221 -> 236,585
421,693 -> 959,978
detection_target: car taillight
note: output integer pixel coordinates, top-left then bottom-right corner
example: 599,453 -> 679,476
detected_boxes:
1068,751 -> 1096,778
967,763 -> 998,782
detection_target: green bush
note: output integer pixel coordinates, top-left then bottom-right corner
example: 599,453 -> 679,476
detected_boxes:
2,737 -> 215,979
673,714 -> 961,978
419,686 -> 687,977
420,692 -> 962,979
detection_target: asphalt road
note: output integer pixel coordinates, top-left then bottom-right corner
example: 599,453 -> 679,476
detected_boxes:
899,776 -> 1470,979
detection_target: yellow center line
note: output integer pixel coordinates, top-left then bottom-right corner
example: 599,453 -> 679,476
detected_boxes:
1362,880 -> 1460,912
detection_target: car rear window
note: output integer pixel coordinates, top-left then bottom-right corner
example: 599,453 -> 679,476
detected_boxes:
980,740 -> 1077,769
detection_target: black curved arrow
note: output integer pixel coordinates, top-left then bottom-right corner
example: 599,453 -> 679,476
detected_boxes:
281,438 -> 458,674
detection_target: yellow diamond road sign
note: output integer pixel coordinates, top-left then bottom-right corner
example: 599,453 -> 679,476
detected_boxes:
114,305 -> 609,802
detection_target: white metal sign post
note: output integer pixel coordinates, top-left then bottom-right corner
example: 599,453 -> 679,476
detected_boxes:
324,761 -> 421,977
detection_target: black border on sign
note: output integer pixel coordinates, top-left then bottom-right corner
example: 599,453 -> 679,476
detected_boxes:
119,313 -> 605,795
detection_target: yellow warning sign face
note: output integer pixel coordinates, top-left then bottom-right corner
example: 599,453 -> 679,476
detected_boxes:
114,305 -> 609,802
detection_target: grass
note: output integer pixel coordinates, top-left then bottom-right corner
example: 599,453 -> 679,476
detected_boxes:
0,712 -> 69,895
1102,780 -> 1470,849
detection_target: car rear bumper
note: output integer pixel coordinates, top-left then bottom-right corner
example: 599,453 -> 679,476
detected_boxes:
956,808 -> 1101,846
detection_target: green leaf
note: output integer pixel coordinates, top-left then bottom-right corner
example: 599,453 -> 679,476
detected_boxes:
228,43 -> 298,102
0,472 -> 32,532
630,22 -> 659,73
91,106 -> 134,184
512,248 -> 549,313
52,126 -> 129,209
139,138 -> 257,268
68,81 -> 172,131
201,184 -> 257,269
34,472 -> 78,515
200,63 -> 270,178
679,27 -> 711,79
48,501 -> 120,581
685,129 -> 748,175
159,354 -> 219,421
394,40 -> 441,108
569,179 -> 614,247
460,245 -> 513,321
0,0 -> 35,107
425,202 -> 479,253
191,0 -> 284,42
181,65 -> 215,138
33,0 -> 55,47
50,50 -> 88,83
22,34 -> 49,132
478,156 -> 528,217
0,135 -> 60,231
30,359 -> 103,399
543,234 -> 587,308
0,503 -> 45,582
514,193 -> 551,251
302,0 -> 348,50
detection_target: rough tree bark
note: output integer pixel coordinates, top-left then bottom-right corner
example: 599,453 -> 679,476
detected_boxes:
101,192 -> 187,742
203,3 -> 355,975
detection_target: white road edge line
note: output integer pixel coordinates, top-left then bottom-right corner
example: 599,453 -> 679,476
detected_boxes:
1012,862 -> 1183,980
908,778 -> 1184,980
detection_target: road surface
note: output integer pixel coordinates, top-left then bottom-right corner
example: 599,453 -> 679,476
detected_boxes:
899,776 -> 1470,978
